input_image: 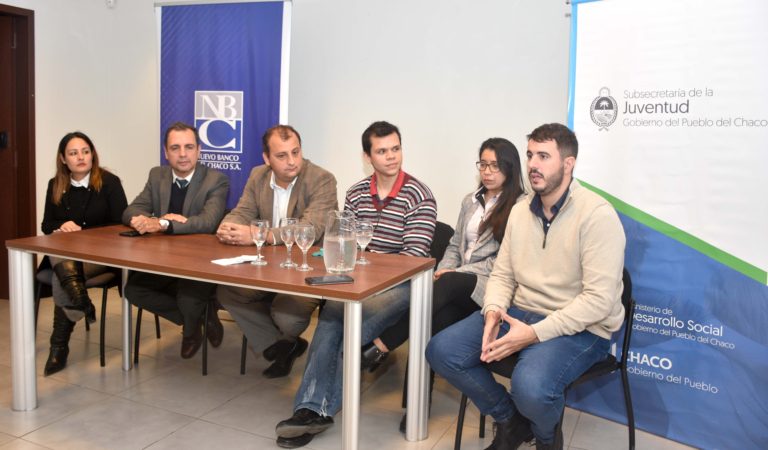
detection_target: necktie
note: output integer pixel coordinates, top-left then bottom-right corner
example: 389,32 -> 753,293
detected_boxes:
176,179 -> 189,189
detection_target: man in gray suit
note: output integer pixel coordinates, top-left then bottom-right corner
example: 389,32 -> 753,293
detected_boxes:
216,124 -> 337,378
123,122 -> 230,359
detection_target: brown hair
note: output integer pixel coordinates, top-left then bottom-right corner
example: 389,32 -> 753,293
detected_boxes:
262,124 -> 302,155
52,131 -> 105,205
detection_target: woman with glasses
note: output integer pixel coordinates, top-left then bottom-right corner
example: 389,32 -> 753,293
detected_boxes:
40,131 -> 128,376
361,137 -> 526,429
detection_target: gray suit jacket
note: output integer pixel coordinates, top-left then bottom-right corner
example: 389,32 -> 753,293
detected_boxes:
122,163 -> 229,234
438,191 -> 502,305
223,159 -> 338,244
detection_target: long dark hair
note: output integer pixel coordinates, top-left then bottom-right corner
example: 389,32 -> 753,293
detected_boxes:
52,131 -> 105,205
477,137 -> 525,243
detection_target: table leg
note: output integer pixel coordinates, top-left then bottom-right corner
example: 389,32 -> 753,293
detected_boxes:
342,301 -> 362,450
406,268 -> 433,441
121,268 -> 133,371
8,249 -> 37,411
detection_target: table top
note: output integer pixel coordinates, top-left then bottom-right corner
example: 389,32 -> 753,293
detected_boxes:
7,225 -> 435,301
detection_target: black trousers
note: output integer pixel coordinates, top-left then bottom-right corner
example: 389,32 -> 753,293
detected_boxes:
377,271 -> 480,408
125,272 -> 215,337
379,270 -> 480,350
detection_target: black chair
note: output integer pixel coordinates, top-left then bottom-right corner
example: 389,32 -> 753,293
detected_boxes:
430,221 -> 455,266
33,257 -> 126,367
454,269 -> 636,450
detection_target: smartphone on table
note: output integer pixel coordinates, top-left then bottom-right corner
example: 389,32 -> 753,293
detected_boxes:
305,275 -> 354,285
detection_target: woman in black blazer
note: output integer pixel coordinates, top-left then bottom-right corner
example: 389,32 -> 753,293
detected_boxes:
41,131 -> 127,376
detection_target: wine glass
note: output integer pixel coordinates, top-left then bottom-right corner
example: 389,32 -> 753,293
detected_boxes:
279,217 -> 298,268
249,220 -> 269,266
294,223 -> 316,272
355,219 -> 374,265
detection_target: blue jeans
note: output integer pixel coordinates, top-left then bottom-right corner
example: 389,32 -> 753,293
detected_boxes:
426,308 -> 609,443
293,281 -> 411,416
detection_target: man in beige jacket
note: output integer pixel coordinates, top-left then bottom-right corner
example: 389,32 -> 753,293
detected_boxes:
216,124 -> 338,379
427,123 -> 625,450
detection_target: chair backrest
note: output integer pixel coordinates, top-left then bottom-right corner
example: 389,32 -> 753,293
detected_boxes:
430,221 -> 454,266
618,268 -> 636,369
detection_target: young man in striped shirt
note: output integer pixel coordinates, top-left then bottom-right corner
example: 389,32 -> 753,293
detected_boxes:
275,121 -> 437,448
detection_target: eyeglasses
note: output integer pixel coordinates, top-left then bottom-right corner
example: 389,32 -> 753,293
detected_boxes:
475,161 -> 500,173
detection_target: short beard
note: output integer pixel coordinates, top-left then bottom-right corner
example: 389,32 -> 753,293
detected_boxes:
530,164 -> 565,197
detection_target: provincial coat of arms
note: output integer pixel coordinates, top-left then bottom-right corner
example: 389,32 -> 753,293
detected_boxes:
590,87 -> 618,131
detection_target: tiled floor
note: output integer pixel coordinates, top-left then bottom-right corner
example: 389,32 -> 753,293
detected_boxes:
0,291 -> 695,450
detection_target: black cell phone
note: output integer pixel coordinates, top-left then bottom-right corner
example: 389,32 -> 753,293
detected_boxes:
119,230 -> 142,237
305,275 -> 354,286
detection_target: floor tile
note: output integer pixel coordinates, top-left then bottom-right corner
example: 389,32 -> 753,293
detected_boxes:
145,419 -> 277,449
22,396 -> 193,450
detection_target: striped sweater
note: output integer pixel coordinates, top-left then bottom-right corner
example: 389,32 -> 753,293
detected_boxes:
344,171 -> 437,257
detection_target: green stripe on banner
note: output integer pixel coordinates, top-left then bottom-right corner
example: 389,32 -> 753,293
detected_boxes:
579,179 -> 768,285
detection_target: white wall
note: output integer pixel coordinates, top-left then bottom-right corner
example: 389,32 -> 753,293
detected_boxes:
4,0 -> 160,231
5,0 -> 570,230
288,0 -> 571,222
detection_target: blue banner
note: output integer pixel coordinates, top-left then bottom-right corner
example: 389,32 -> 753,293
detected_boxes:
160,2 -> 285,208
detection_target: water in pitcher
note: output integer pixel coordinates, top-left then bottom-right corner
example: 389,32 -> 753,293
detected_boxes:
322,210 -> 358,273
322,235 -> 357,273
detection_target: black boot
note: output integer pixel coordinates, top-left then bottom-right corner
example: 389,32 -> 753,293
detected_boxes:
44,306 -> 76,376
485,411 -> 534,450
53,260 -> 96,324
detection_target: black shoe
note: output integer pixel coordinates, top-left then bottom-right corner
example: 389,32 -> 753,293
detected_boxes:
535,423 -> 563,450
486,411 -> 534,450
275,408 -> 334,438
263,338 -> 308,379
361,342 -> 389,372
206,305 -> 224,348
276,433 -> 314,449
44,345 -> 69,376
263,339 -> 295,362
180,324 -> 204,359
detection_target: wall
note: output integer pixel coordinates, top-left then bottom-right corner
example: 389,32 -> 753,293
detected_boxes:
3,0 -> 160,229
3,0 -> 570,229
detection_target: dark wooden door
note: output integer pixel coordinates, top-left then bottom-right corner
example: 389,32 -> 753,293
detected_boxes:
0,5 -> 36,300
0,15 -> 18,298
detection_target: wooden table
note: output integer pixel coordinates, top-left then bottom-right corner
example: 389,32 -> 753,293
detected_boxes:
6,225 -> 434,448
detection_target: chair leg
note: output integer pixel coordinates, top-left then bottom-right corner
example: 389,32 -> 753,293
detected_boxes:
99,286 -> 108,367
479,413 -> 486,438
134,308 -> 143,365
34,281 -> 43,332
454,393 -> 469,450
202,303 -> 208,376
154,314 -> 161,338
240,335 -> 248,375
621,368 -> 636,450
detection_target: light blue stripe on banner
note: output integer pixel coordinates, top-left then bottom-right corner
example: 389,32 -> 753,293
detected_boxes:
567,0 -> 603,129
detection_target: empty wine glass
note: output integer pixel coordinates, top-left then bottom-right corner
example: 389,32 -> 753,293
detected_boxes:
294,223 -> 316,272
249,220 -> 269,266
279,217 -> 298,268
355,219 -> 374,265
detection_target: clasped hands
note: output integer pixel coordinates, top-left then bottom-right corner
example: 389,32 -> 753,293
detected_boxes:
216,222 -> 275,246
480,309 -> 539,363
130,213 -> 187,234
